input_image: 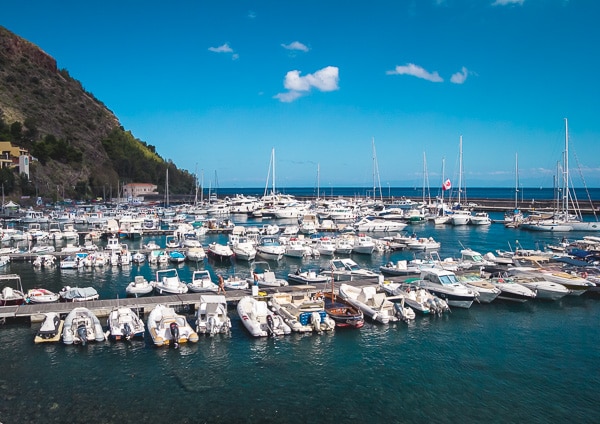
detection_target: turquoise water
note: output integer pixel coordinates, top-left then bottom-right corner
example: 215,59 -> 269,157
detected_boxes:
0,213 -> 599,423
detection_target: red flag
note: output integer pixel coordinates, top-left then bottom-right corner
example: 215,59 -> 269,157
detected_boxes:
442,179 -> 451,191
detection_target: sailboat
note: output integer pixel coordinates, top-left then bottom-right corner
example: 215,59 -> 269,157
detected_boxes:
504,153 -> 524,228
433,157 -> 451,225
521,119 -> 599,232
450,135 -> 472,225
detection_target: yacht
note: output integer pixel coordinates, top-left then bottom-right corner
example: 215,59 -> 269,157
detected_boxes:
412,268 -> 477,308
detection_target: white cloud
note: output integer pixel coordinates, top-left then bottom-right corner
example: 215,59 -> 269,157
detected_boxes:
281,41 -> 309,52
248,10 -> 257,19
450,67 -> 469,84
386,63 -> 443,82
274,66 -> 339,102
492,0 -> 524,6
208,43 -> 233,53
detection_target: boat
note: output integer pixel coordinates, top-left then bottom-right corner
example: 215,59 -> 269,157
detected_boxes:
34,312 -> 64,344
322,291 -> 365,329
237,296 -> 292,337
148,249 -> 169,265
228,234 -> 257,261
187,270 -> 218,293
487,275 -> 537,302
334,236 -> 354,255
351,234 -> 376,255
379,260 -> 423,277
283,238 -> 310,258
59,252 -> 88,269
509,259 -> 594,296
247,261 -> 289,288
195,294 -> 232,335
125,275 -> 154,297
223,274 -> 250,290
269,291 -> 336,333
151,268 -> 188,295
168,250 -> 186,264
107,306 -> 146,341
406,236 -> 441,251
206,242 -> 234,262
31,254 -> 56,268
469,212 -> 492,225
287,268 -> 330,285
255,235 -> 285,261
315,237 -> 336,256
58,286 -> 100,302
0,274 -> 26,306
131,251 -> 146,264
147,304 -> 199,347
506,273 -> 570,301
456,273 -> 501,303
379,281 -> 449,315
338,284 -> 405,324
411,268 -> 477,308
26,288 -> 59,304
0,255 -> 10,267
185,246 -> 206,262
325,258 -> 383,283
354,217 -> 407,232
62,307 -> 106,345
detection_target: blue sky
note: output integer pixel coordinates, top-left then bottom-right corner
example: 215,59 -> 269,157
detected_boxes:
3,0 -> 600,188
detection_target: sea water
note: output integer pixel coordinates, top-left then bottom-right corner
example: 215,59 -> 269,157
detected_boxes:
0,212 -> 599,423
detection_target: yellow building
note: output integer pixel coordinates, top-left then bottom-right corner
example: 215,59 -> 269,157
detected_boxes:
0,141 -> 31,176
123,183 -> 158,199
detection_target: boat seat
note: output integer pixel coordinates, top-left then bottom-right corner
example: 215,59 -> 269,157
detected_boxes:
372,293 -> 387,307
358,286 -> 377,303
134,276 -> 146,284
263,272 -> 276,282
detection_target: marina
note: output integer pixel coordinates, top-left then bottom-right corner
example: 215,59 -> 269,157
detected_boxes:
0,195 -> 599,424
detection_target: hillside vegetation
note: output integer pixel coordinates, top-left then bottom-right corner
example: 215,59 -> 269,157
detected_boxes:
0,26 -> 194,203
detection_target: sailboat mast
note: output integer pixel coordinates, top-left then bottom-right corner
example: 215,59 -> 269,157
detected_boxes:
272,148 -> 276,195
317,163 -> 320,199
458,135 -> 463,205
514,153 -> 519,210
563,118 -> 569,219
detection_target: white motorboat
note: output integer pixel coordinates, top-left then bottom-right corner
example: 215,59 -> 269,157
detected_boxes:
58,286 -> 100,302
246,261 -> 289,288
195,294 -> 231,335
228,234 -> 256,261
406,237 -> 441,251
206,242 -> 234,262
62,307 -> 105,345
185,246 -> 206,262
31,255 -> 56,268
379,281 -> 449,315
256,236 -> 285,261
168,250 -> 186,264
187,270 -> 218,293
338,284 -> 405,324
125,275 -> 154,297
354,217 -> 407,232
456,273 -> 501,303
379,260 -> 422,277
26,288 -> 59,304
469,212 -> 492,225
334,236 -> 354,255
107,307 -> 145,341
269,291 -> 335,333
315,237 -> 336,256
412,268 -> 477,308
34,312 -> 64,344
131,251 -> 146,264
488,276 -> 537,302
325,258 -> 383,284
287,268 -> 330,285
509,261 -> 594,296
148,250 -> 169,265
223,274 -> 250,290
237,296 -> 291,337
151,268 -> 189,295
283,238 -> 310,258
351,234 -> 376,255
147,304 -> 199,347
59,252 -> 88,269
508,274 -> 569,301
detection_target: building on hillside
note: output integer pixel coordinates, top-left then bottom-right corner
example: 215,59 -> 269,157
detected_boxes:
123,183 -> 158,200
0,141 -> 31,178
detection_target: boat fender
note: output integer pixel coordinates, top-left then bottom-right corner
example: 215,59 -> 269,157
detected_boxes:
169,322 -> 180,348
581,272 -> 588,279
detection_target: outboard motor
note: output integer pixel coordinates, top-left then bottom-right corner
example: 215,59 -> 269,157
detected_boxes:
266,314 -> 275,336
169,322 -> 180,348
123,322 -> 133,340
393,302 -> 405,321
311,311 -> 322,332
77,323 -> 88,346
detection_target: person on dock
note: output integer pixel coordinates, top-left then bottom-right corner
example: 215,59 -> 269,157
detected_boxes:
217,274 -> 226,294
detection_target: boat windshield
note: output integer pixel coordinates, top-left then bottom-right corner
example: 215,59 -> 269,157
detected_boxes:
438,274 -> 459,286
